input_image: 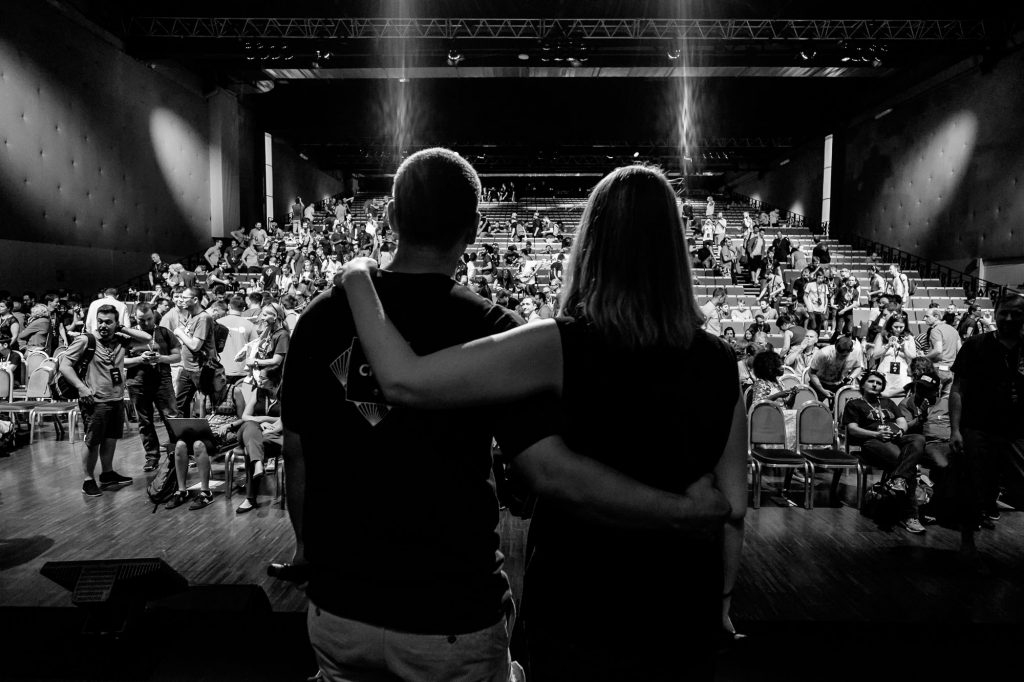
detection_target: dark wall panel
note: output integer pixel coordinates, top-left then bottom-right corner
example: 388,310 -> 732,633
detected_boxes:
0,2 -> 211,292
271,139 -> 344,222
729,138 -> 825,224
837,49 -> 1024,261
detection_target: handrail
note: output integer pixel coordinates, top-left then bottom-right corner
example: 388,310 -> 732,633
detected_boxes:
727,191 -> 811,230
846,234 -> 1019,305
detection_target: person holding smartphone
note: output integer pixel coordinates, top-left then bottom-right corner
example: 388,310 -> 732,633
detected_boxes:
125,303 -> 181,472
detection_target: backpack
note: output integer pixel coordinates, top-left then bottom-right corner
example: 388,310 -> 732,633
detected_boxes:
906,275 -> 916,296
51,335 -> 97,400
146,451 -> 179,508
212,322 -> 229,354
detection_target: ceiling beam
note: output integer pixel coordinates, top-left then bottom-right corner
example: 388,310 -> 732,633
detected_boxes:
125,17 -> 988,41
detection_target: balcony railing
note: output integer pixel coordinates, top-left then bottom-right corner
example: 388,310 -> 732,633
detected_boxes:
847,234 -> 1018,305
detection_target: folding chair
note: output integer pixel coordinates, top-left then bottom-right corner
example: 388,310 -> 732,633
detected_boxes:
797,401 -> 863,508
748,400 -> 812,509
24,365 -> 80,442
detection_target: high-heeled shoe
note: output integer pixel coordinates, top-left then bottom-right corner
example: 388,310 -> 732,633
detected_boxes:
235,498 -> 258,514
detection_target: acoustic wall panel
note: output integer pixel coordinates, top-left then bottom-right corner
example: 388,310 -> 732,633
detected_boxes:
838,49 -> 1024,262
0,2 -> 211,292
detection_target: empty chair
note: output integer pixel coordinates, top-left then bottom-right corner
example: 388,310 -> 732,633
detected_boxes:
748,400 -> 812,509
790,386 -> 817,410
796,401 -> 863,508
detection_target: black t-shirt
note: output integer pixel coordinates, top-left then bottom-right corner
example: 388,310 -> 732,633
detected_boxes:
149,261 -> 169,284
952,332 -> 1024,436
812,244 -> 831,263
842,396 -> 901,445
281,271 -> 555,634
524,320 -> 737,649
261,265 -> 281,289
126,326 -> 179,383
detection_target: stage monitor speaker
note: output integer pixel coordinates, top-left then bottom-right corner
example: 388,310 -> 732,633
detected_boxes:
40,558 -> 189,634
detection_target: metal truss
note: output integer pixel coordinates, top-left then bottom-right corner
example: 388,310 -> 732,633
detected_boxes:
125,18 -> 988,41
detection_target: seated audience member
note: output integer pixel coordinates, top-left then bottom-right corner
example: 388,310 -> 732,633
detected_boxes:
871,316 -> 917,398
898,362 -> 950,510
785,329 -> 819,376
18,304 -> 52,353
808,336 -> 863,401
234,366 -> 283,513
0,335 -> 22,384
721,327 -> 737,345
731,299 -> 752,321
747,315 -> 771,336
758,299 -> 779,321
843,371 -> 928,533
0,300 -> 22,351
751,350 -> 796,405
941,302 -> 960,327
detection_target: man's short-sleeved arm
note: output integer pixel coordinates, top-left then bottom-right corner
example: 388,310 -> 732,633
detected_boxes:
809,348 -> 827,374
61,335 -> 89,368
193,315 -> 212,343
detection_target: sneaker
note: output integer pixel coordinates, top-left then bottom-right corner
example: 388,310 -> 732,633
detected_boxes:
886,477 -> 908,495
188,455 -> 198,470
165,490 -> 190,509
901,517 -> 926,534
143,457 -> 159,472
188,490 -> 214,510
265,458 -> 276,473
99,471 -> 133,488
983,509 -> 1001,521
82,479 -> 102,497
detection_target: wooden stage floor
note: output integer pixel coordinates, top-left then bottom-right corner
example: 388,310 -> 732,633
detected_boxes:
3,424 -> 1024,679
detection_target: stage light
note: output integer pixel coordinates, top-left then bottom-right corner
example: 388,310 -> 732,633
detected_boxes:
799,50 -> 816,61
398,77 -> 408,83
667,48 -> 682,61
872,56 -> 883,68
446,48 -> 464,67
633,151 -> 640,158
518,53 -> 530,61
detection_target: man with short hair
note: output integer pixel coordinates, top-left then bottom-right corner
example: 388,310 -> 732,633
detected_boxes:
758,299 -> 778,321
149,253 -> 169,289
923,307 -> 961,391
700,287 -> 728,336
283,148 -> 726,681
950,294 -> 1024,562
60,305 -> 151,497
261,257 -> 283,292
86,288 -> 128,334
125,303 -> 180,471
172,287 -> 218,417
809,336 -> 863,400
